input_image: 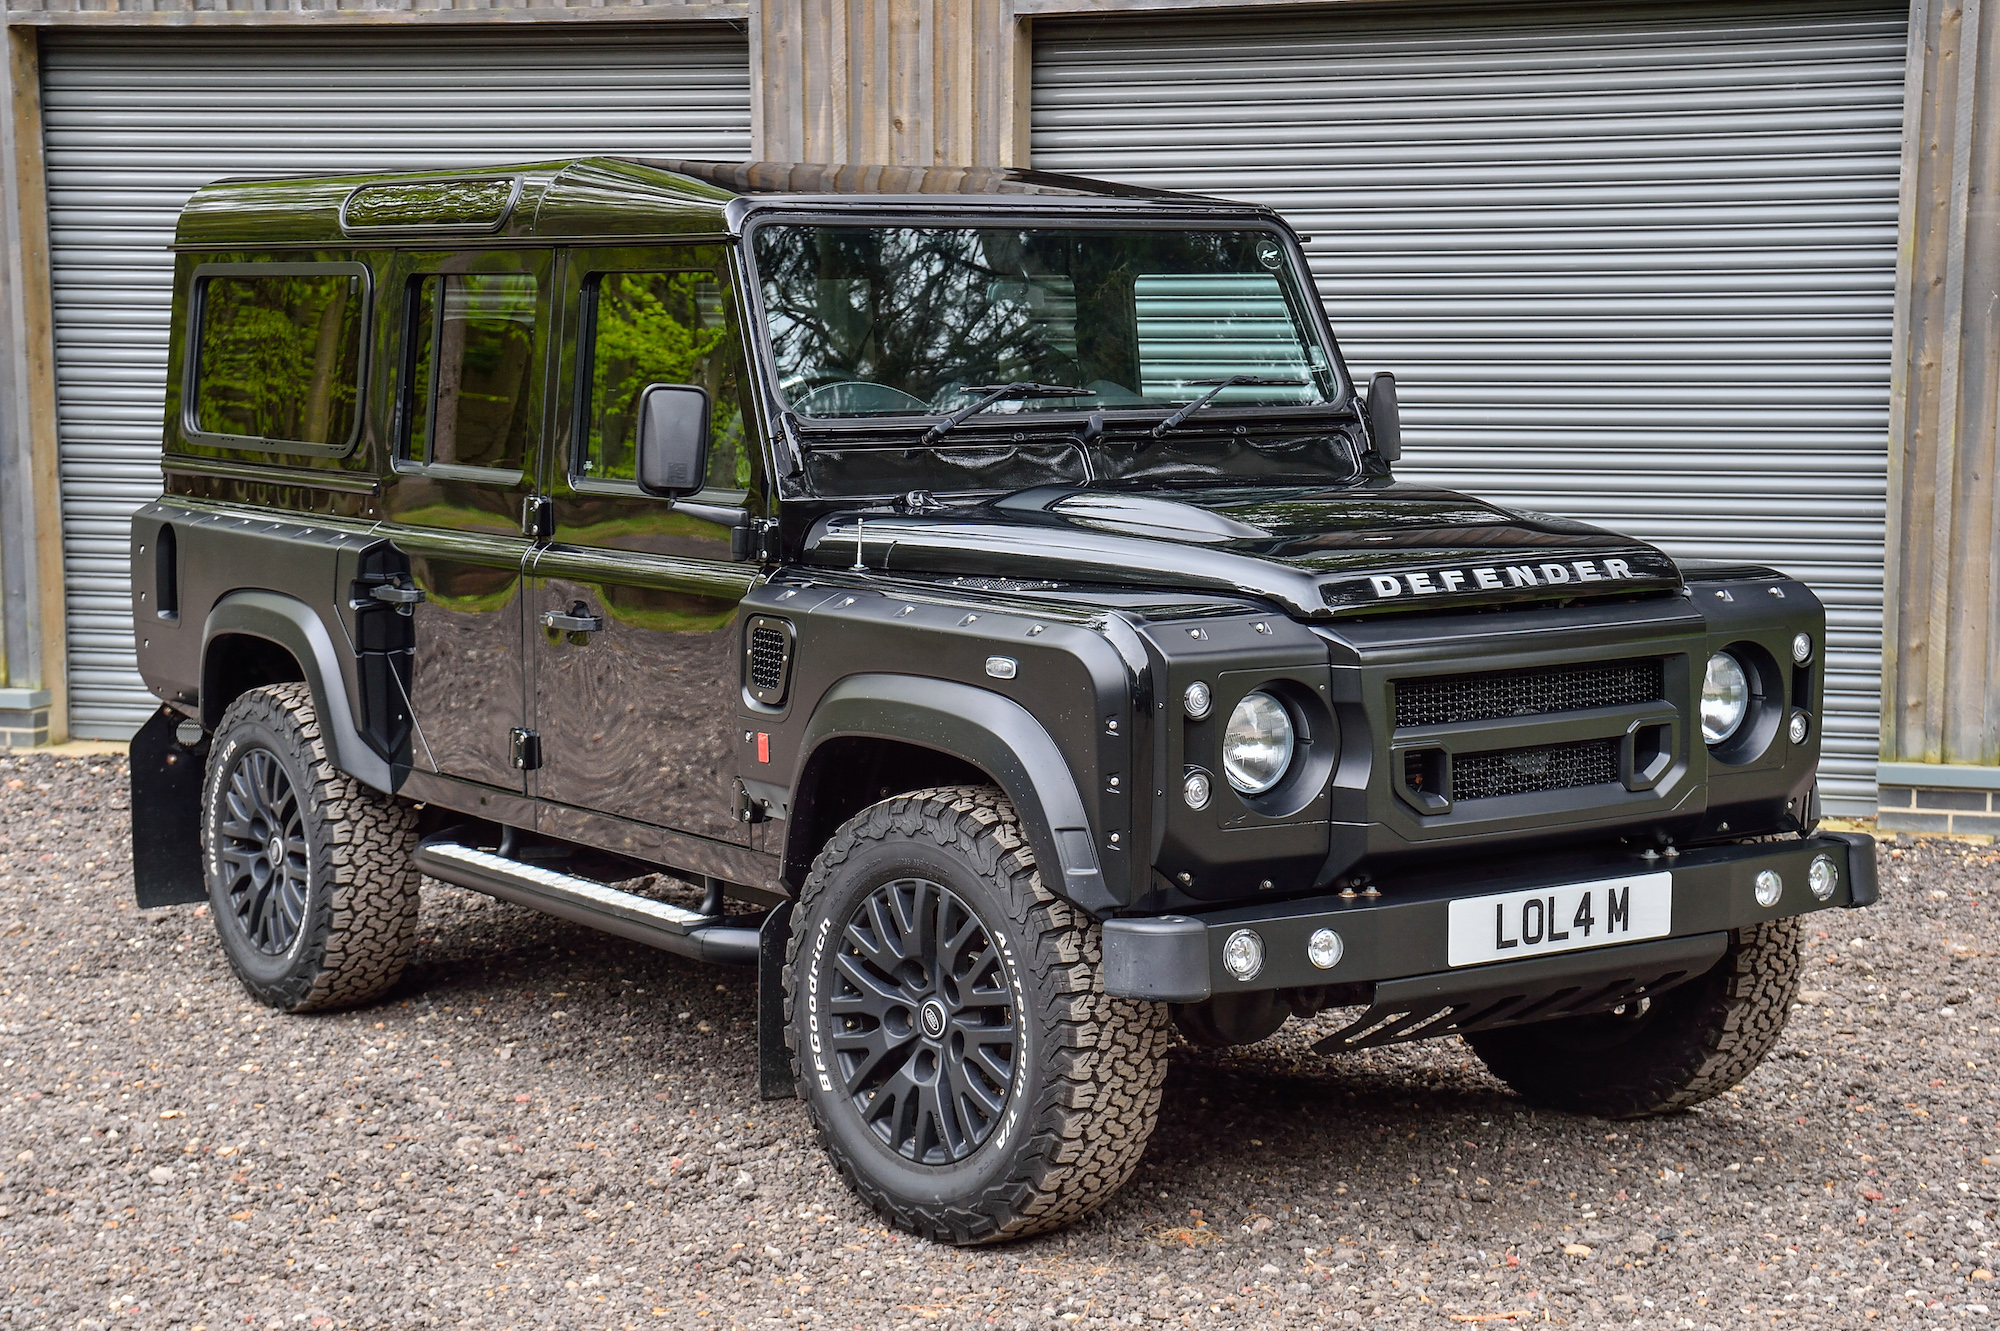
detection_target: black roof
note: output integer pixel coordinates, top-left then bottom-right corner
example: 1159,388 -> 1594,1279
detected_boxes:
173,157 -> 1261,249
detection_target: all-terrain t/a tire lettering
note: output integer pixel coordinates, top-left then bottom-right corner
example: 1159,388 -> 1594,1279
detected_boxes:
786,786 -> 1171,1243
202,683 -> 421,1013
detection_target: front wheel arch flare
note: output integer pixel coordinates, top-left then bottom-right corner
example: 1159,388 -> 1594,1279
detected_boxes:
787,674 -> 1116,915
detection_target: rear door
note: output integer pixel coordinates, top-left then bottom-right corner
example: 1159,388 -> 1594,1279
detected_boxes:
527,244 -> 760,844
379,248 -> 554,791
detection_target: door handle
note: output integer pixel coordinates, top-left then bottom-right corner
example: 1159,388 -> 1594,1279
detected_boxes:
541,604 -> 605,635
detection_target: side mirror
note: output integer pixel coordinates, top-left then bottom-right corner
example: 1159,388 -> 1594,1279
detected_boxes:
1366,371 -> 1401,463
636,383 -> 710,496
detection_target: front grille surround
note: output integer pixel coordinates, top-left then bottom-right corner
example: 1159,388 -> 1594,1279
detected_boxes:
1384,652 -> 1687,818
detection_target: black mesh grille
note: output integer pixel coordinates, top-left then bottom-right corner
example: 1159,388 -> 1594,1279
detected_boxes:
749,625 -> 788,693
1395,659 -> 1663,729
1454,738 -> 1620,801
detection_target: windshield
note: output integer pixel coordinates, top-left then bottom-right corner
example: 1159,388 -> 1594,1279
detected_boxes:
752,224 -> 1341,420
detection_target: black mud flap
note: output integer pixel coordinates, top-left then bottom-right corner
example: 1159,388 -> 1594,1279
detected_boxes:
131,706 -> 208,908
757,901 -> 796,1100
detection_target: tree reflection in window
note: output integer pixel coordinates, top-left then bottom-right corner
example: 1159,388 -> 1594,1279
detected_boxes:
581,270 -> 747,491
404,273 -> 538,472
195,272 -> 363,446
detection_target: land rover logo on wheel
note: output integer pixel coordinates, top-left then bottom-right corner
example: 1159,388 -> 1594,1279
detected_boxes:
919,998 -> 947,1039
1369,557 -> 1637,599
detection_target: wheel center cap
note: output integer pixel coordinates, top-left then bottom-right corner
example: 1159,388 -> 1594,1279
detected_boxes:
918,998 -> 947,1040
267,837 -> 284,864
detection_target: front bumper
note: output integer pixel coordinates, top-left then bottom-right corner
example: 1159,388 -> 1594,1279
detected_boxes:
1103,831 -> 1875,1004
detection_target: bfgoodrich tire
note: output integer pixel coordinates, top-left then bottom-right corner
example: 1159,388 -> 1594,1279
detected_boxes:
1465,917 -> 1801,1118
787,786 -> 1171,1244
202,682 -> 420,1013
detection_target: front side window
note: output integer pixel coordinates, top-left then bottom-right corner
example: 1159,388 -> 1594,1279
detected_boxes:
752,225 -> 1339,419
401,273 -> 539,473
192,267 -> 365,448
578,268 -> 747,491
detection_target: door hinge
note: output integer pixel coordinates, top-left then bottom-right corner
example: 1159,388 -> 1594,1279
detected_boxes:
510,728 -> 543,771
520,495 -> 553,542
731,517 -> 780,564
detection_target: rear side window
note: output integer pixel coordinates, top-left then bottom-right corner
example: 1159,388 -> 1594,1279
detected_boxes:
400,272 -> 539,475
188,263 -> 369,453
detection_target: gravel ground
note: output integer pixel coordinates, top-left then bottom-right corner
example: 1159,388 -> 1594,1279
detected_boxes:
2,750 -> 1998,1330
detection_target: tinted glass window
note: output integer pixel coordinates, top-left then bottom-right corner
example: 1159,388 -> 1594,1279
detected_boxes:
402,273 -> 539,472
580,269 -> 747,491
752,225 -> 1337,418
194,271 -> 364,445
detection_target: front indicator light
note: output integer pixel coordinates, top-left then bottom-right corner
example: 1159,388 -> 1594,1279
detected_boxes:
1307,928 -> 1343,970
1755,870 -> 1783,908
1223,691 -> 1295,794
1183,681 -> 1212,719
1702,652 -> 1750,744
1791,632 -> 1813,664
1182,770 -> 1212,810
1809,855 -> 1838,901
1222,928 -> 1264,982
1788,711 -> 1810,745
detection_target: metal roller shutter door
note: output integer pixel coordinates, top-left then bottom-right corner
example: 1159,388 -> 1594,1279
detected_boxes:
1033,2 -> 1904,814
40,26 -> 752,739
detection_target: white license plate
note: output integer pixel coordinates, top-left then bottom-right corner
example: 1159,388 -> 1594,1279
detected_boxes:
1446,872 -> 1673,968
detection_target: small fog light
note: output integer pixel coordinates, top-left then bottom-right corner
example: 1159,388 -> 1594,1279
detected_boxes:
1754,870 -> 1783,908
1788,711 -> 1810,745
1222,928 -> 1264,982
1808,854 -> 1838,901
1307,928 -> 1343,971
1183,770 -> 1212,810
1183,681 -> 1212,719
1791,632 -> 1813,664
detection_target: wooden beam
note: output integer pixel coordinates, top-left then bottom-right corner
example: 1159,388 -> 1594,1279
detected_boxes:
5,3 -> 748,26
0,25 -> 65,741
755,0 -> 1027,165
1882,0 -> 2000,769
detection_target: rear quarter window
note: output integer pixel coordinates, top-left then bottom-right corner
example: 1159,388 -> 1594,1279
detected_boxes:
187,262 -> 370,455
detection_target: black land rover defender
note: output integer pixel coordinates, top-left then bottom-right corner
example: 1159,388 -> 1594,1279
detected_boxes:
129,158 -> 1876,1244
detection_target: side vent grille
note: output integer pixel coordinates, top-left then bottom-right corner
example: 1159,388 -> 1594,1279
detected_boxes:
745,615 -> 794,707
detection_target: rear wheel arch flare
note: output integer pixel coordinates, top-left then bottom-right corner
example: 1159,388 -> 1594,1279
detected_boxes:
200,590 -> 392,793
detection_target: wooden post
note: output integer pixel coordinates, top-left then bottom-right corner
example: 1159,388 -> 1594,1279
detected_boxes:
753,0 -> 1028,166
0,23 -> 66,744
1879,0 -> 2000,828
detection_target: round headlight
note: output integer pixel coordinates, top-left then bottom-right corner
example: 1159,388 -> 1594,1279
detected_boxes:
1702,652 -> 1750,744
1222,691 -> 1295,794
1222,928 -> 1265,982
1808,854 -> 1838,901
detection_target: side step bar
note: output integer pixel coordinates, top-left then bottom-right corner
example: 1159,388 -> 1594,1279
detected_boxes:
413,832 -> 760,965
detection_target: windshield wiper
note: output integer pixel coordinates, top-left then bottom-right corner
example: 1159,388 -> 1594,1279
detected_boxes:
1148,375 -> 1308,439
920,382 -> 1095,445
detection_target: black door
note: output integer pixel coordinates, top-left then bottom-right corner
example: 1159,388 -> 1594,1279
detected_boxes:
529,245 -> 762,843
380,249 -> 553,791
